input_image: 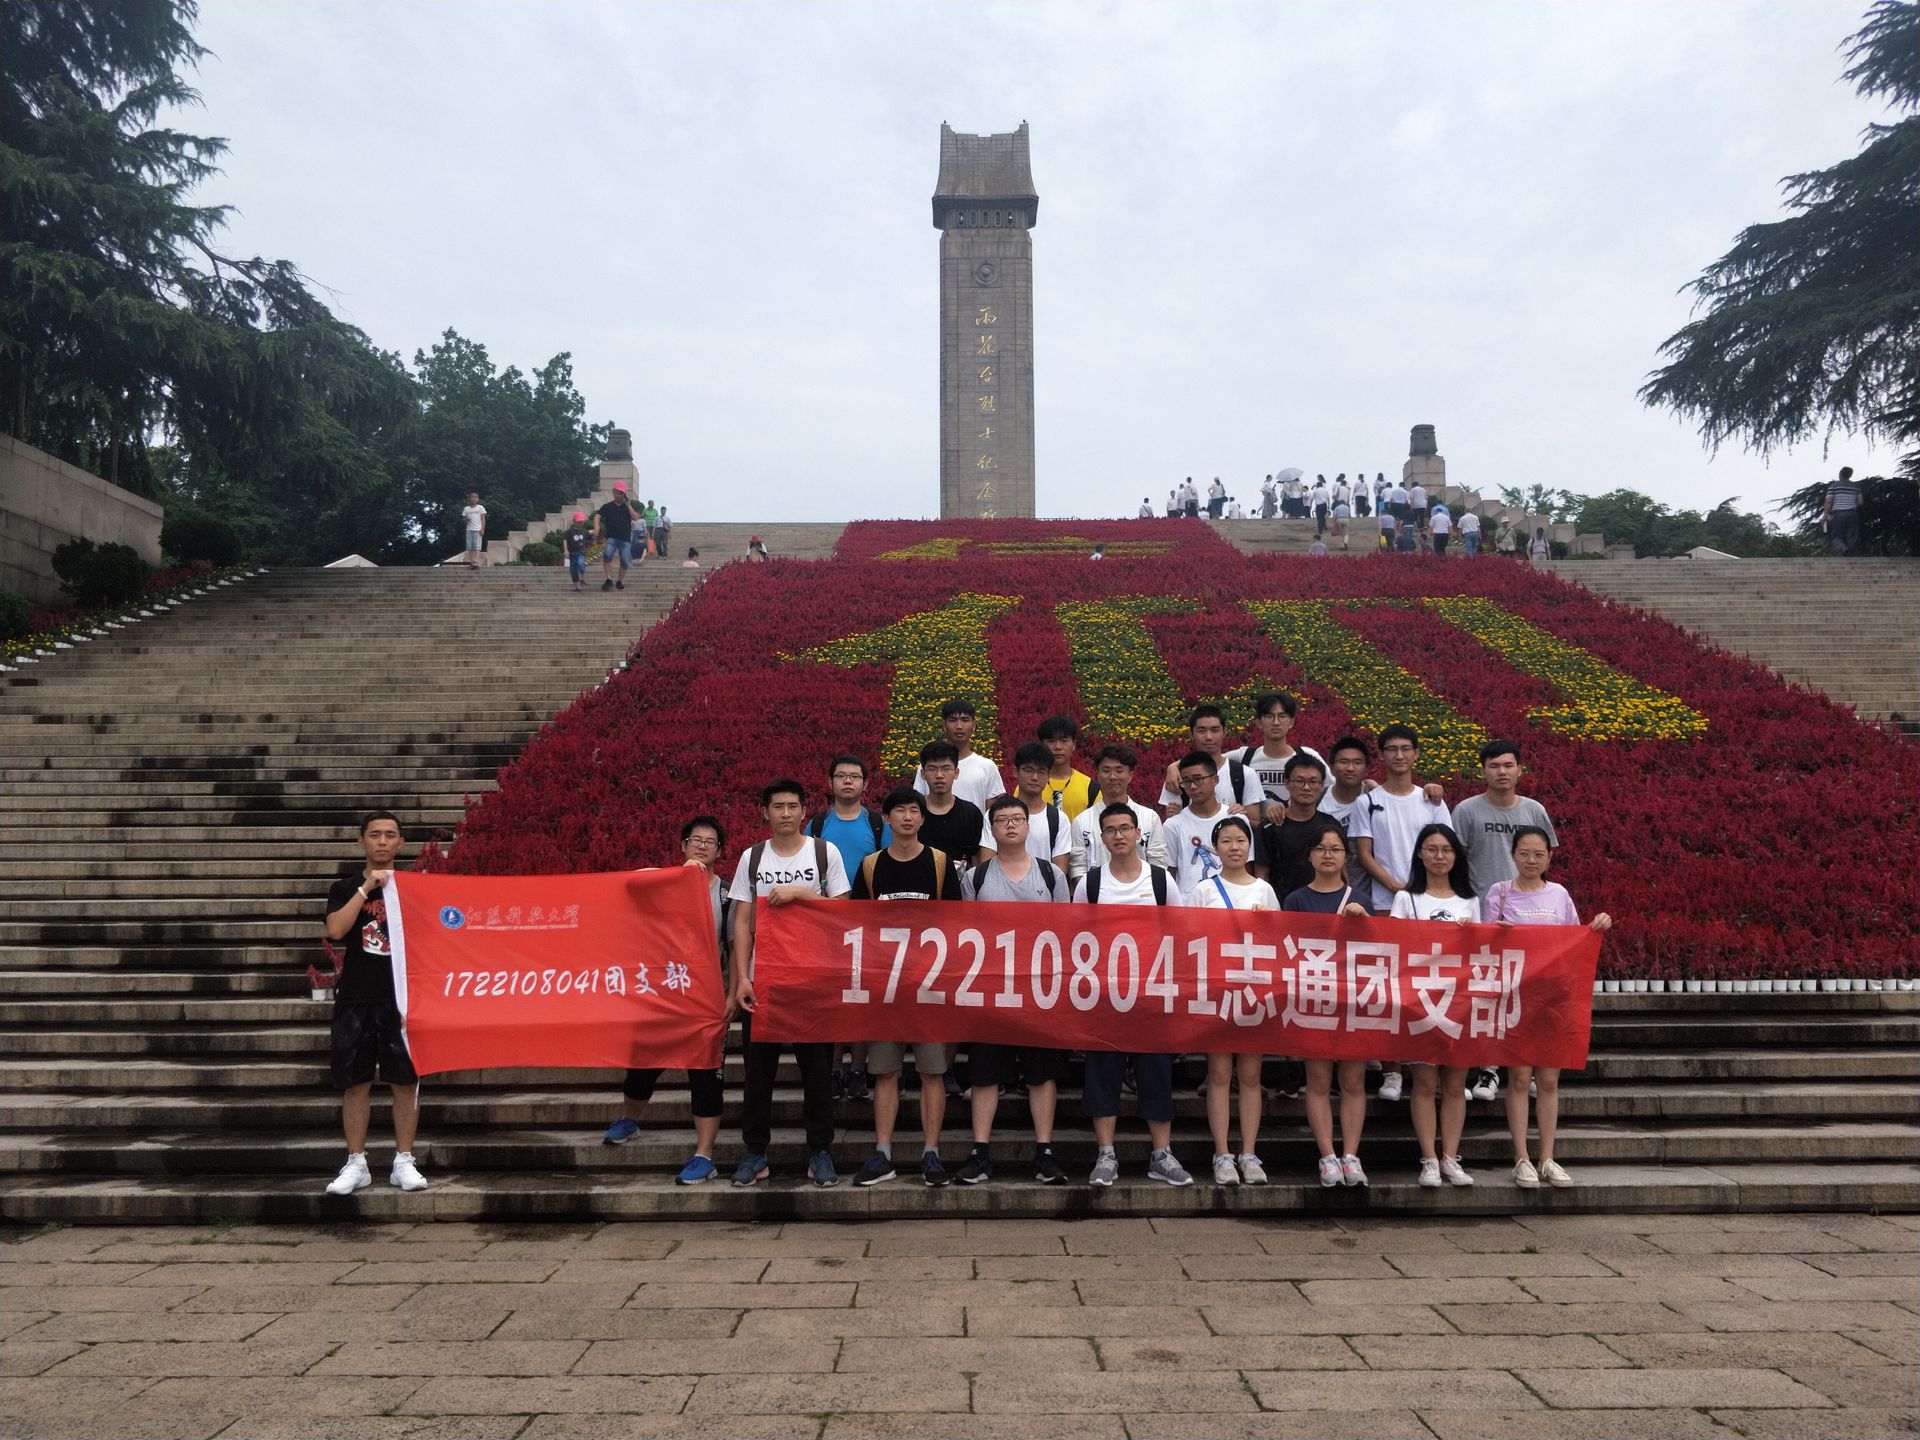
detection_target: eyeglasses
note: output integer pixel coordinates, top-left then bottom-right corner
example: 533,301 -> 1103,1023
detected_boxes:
684,835 -> 720,847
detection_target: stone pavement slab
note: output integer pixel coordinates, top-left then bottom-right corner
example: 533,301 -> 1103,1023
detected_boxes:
2,1213 -> 1916,1439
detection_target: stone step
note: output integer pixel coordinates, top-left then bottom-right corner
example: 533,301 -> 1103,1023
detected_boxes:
0,970 -> 309,996
0,920 -> 331,944
3,1160 -> 1914,1224
9,1080 -> 1914,1138
6,1049 -> 1915,1093
0,945 -> 300,970
0,779 -> 496,800
4,878 -> 356,900
7,1119 -> 1915,1177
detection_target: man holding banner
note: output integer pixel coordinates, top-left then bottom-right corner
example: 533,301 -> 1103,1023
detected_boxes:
320,812 -> 426,1196
727,779 -> 850,1188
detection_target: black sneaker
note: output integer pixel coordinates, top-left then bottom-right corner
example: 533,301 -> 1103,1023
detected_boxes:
956,1151 -> 992,1185
854,1150 -> 896,1186
922,1151 -> 951,1188
1033,1151 -> 1067,1185
830,1069 -> 846,1101
844,1068 -> 870,1103
943,1071 -> 968,1100
600,579 -> 614,592
615,579 -> 624,590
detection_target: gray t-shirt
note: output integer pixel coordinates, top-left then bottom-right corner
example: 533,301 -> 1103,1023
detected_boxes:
961,857 -> 1067,903
1450,794 -> 1557,889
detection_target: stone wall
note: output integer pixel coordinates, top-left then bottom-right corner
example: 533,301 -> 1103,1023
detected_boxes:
0,436 -> 163,603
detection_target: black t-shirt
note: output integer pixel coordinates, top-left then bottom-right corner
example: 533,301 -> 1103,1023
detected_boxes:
850,846 -> 962,902
919,799 -> 984,865
326,875 -> 396,1004
1283,883 -> 1359,915
1259,814 -> 1324,898
598,499 -> 633,541
564,526 -> 589,557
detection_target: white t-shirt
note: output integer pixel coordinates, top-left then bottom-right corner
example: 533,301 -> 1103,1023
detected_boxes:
1460,511 -> 1481,535
1409,485 -> 1427,509
1021,801 -> 1071,864
461,504 -> 486,534
1348,786 -> 1452,913
1390,890 -> 1480,924
1193,875 -> 1280,911
915,751 -> 1005,811
728,838 -> 852,975
1068,798 -> 1169,881
1138,503 -> 1153,518
1078,864 -> 1185,906
1161,807 -> 1232,896
1430,508 -> 1452,534
1158,756 -> 1265,811
1387,485 -> 1408,507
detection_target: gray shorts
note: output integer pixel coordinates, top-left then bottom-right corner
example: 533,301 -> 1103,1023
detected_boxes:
465,529 -> 484,550
865,1041 -> 948,1077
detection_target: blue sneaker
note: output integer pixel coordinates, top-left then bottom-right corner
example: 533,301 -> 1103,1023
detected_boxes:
731,1152 -> 769,1187
602,1117 -> 641,1145
854,1150 -> 896,1187
808,1149 -> 840,1187
922,1150 -> 951,1188
676,1155 -> 717,1186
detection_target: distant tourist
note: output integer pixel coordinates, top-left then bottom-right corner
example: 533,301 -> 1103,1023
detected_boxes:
1529,526 -> 1550,566
748,535 -> 770,561
594,483 -> 638,590
321,811 -> 427,1196
460,491 -> 486,569
1139,497 -> 1154,518
1823,466 -> 1864,555
655,505 -> 671,557
1166,489 -> 1179,518
1396,518 -> 1419,553
563,511 -> 590,591
1260,476 -> 1277,518
1091,541 -> 1105,560
642,497 -> 660,555
1460,507 -> 1482,557
1378,508 -> 1398,550
1430,502 -> 1453,555
1486,825 -> 1612,1189
1184,479 -> 1201,518
1409,481 -> 1428,513
1207,477 -> 1226,518
1227,498 -> 1246,519
1308,536 -> 1329,557
682,546 -> 701,569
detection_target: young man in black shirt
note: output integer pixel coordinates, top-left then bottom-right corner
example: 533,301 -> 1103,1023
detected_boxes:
1257,754 -> 1334,898
850,788 -> 962,1187
915,740 -> 988,866
321,811 -> 426,1195
594,482 -> 638,591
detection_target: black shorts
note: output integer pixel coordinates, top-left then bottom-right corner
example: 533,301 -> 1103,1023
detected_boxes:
330,1001 -> 417,1090
968,1044 -> 1068,1090
623,1065 -> 725,1118
1081,1051 -> 1174,1122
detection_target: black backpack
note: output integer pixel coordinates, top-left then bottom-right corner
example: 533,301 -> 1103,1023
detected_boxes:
1082,864 -> 1170,905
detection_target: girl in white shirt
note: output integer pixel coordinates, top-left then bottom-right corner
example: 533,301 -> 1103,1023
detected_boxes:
1391,823 -> 1479,1188
1194,816 -> 1278,1186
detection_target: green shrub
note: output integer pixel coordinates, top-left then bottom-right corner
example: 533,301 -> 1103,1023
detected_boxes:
161,510 -> 244,566
51,540 -> 152,608
0,589 -> 31,641
518,541 -> 562,566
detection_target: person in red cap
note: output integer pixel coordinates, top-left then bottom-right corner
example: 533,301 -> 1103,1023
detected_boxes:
594,483 -> 640,590
563,511 -> 590,591
748,535 -> 769,562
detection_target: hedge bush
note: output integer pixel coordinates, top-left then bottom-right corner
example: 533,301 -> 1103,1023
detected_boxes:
518,541 -> 562,566
0,589 -> 32,641
161,510 -> 245,567
51,540 -> 152,608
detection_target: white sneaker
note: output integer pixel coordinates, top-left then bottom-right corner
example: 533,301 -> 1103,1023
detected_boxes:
1340,1154 -> 1368,1188
1512,1158 -> 1541,1188
1377,1072 -> 1404,1102
1440,1156 -> 1474,1187
1238,1154 -> 1269,1186
1213,1154 -> 1240,1186
324,1155 -> 370,1196
389,1152 -> 428,1191
1317,1154 -> 1343,1187
1418,1157 -> 1441,1188
1471,1069 -> 1501,1102
1539,1159 -> 1574,1188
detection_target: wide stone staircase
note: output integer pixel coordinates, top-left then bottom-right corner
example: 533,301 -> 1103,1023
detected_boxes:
2,560 -> 1916,1222
1550,558 -> 1920,729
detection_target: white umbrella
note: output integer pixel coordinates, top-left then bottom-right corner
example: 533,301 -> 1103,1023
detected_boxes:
1275,466 -> 1303,483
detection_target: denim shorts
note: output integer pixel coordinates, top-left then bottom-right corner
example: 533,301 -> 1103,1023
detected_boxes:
603,537 -> 633,566
465,530 -> 483,551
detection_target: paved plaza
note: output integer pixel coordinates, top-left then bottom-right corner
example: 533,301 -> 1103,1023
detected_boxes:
1,1213 -> 1915,1439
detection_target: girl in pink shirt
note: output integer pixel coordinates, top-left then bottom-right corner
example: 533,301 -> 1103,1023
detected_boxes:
1486,825 -> 1611,1188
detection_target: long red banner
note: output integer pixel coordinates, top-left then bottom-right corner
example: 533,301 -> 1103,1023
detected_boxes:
754,896 -> 1601,1069
387,868 -> 725,1076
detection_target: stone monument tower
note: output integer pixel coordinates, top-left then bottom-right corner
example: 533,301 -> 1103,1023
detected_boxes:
1403,423 -> 1447,496
933,122 -> 1038,518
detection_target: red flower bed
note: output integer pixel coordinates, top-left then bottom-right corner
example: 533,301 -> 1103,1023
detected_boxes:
437,520 -> 1919,981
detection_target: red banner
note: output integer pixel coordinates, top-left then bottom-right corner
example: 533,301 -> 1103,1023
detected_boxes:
753,897 -> 1600,1069
387,868 -> 725,1076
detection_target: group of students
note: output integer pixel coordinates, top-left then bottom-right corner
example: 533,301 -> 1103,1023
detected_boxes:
623,697 -> 1609,1195
316,695 -> 1608,1198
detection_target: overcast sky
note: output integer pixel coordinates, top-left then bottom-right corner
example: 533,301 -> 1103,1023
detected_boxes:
188,0 -> 1896,524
